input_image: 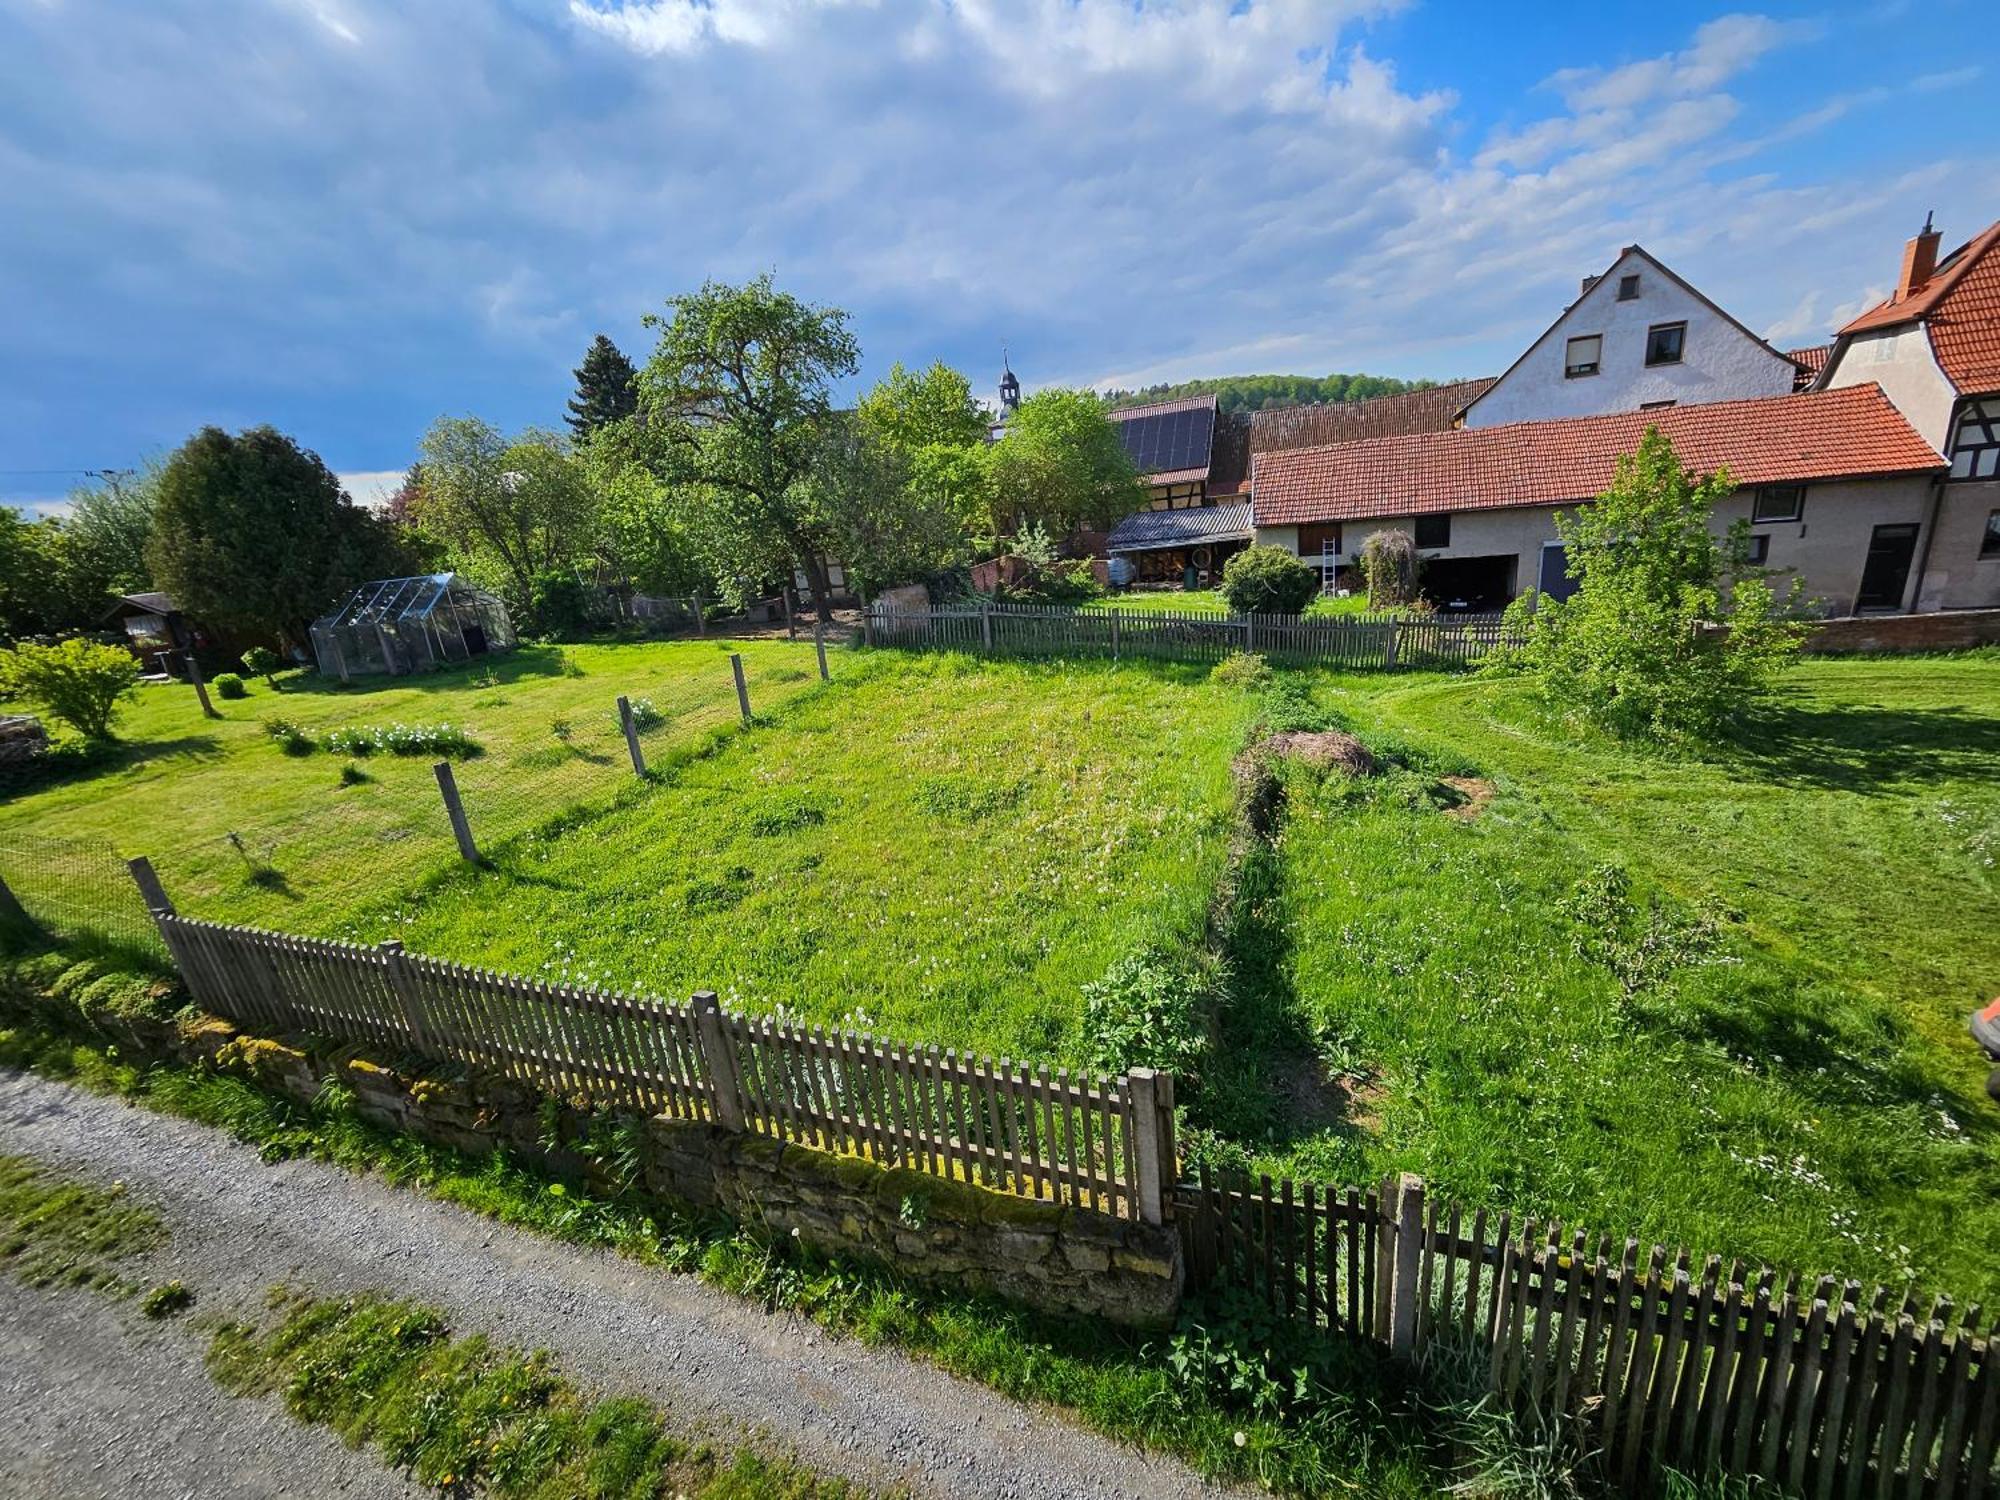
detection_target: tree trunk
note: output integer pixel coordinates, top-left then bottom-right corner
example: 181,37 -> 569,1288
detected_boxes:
796,551 -> 832,619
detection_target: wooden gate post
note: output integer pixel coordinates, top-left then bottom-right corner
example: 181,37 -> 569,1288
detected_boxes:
377,938 -> 434,1053
185,653 -> 219,719
126,855 -> 176,917
691,990 -> 745,1131
861,605 -> 875,649
1381,1172 -> 1427,1357
730,653 -> 752,725
1128,1068 -> 1168,1226
432,761 -> 480,863
980,602 -> 993,653
1384,619 -> 1401,670
813,617 -> 830,681
782,587 -> 796,640
1244,614 -> 1256,654
616,695 -> 646,777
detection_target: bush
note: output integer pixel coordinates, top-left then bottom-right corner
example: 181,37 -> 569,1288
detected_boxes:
1210,652 -> 1272,690
1500,427 -> 1808,741
0,638 -> 140,741
529,571 -> 596,638
1357,529 -> 1421,608
1081,947 -> 1214,1079
321,722 -> 480,758
213,672 -> 248,700
1219,546 -> 1317,615
263,717 -> 315,756
241,646 -> 281,688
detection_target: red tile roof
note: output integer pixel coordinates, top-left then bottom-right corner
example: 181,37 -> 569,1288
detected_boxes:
1105,393 -> 1219,420
1251,385 -> 1942,527
1835,219 -> 2000,394
1839,221 -> 2000,338
1250,378 -> 1495,453
1786,344 -> 1830,389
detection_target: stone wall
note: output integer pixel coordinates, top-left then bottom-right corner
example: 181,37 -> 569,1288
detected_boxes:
1802,607 -> 2000,654
15,988 -> 1183,1327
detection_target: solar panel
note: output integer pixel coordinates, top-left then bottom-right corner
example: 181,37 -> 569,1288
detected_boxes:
1111,401 -> 1215,478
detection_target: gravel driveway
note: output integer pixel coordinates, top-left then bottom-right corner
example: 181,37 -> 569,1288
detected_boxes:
0,1068 -> 1239,1499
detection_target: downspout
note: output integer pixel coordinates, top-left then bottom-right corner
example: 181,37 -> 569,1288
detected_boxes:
1906,473 -> 1945,614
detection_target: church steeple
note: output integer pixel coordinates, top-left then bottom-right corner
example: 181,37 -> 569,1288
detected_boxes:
998,348 -> 1020,414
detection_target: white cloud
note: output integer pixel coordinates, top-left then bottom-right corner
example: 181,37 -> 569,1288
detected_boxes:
338,471 -> 404,508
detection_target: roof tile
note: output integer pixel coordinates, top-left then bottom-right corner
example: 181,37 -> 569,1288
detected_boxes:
1251,384 -> 1942,528
1250,378 -> 1495,453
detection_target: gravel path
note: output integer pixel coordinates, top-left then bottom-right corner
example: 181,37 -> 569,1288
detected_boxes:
0,1277 -> 422,1499
0,1068 -> 1239,1499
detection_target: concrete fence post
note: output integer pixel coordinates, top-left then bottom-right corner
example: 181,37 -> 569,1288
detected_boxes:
813,617 -> 830,681
730,653 -> 752,725
377,938 -> 434,1053
432,761 -> 480,863
691,990 -> 745,1132
616,694 -> 646,777
1128,1067 -> 1167,1226
1382,1172 -> 1427,1357
185,653 -> 219,719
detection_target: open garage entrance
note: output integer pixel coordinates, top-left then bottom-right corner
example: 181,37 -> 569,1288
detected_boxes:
1420,554 -> 1518,613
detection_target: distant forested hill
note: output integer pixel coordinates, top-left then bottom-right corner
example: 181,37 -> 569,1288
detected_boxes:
1101,373 -> 1437,414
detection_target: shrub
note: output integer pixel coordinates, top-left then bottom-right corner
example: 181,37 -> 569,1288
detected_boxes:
1500,427 -> 1809,742
241,646 -> 281,688
338,762 -> 370,787
1210,652 -> 1272,690
1357,529 -> 1421,608
213,672 -> 248,700
263,717 -> 316,756
0,638 -> 140,741
322,722 -> 479,758
1219,546 -> 1317,615
1081,947 -> 1214,1079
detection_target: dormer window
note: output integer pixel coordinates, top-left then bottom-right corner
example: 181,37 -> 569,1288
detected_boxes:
1617,274 -> 1641,300
1645,322 -> 1687,366
1564,335 -> 1601,379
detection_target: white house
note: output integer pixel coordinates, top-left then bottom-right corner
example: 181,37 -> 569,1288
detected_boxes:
1815,215 -> 2000,610
1460,246 -> 1802,428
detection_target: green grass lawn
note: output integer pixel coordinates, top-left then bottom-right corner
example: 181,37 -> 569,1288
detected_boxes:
1086,589 -> 1377,617
1235,654 -> 2000,1299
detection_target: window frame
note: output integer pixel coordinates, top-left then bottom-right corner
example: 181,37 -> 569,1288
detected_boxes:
1752,486 -> 1805,523
1413,513 -> 1451,550
1617,274 -> 1641,301
1744,534 -> 1770,566
1981,510 -> 2000,561
1949,397 -> 2000,482
1644,321 -> 1688,367
1563,334 -> 1602,379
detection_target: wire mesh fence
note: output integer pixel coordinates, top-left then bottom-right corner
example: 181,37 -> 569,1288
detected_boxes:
0,644 -> 844,953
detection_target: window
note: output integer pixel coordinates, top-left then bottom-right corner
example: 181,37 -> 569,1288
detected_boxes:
1645,321 -> 1687,366
1414,513 -> 1451,549
1617,274 -> 1641,301
1564,334 -> 1601,378
1744,534 -> 1770,565
1949,397 -> 2000,481
1982,511 -> 2000,560
1752,486 -> 1805,523
1640,399 -> 1676,410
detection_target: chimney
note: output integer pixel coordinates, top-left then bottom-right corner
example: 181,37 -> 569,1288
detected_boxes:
1895,211 -> 1941,302
1579,273 -> 1601,297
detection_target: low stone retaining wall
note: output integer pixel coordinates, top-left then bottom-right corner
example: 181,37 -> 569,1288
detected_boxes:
6,981 -> 1182,1326
1802,607 -> 2000,654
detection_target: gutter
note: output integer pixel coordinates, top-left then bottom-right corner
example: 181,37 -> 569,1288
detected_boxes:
1906,472 -> 1946,614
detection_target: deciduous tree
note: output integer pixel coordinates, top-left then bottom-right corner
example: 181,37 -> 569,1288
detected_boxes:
981,389 -> 1144,540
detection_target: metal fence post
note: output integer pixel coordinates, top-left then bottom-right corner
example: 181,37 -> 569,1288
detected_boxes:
616,694 -> 646,777
1382,1172 -> 1426,1357
432,761 -> 480,863
813,617 -> 830,681
1128,1067 -> 1167,1227
730,653 -> 752,725
185,653 -> 219,719
691,990 -> 745,1131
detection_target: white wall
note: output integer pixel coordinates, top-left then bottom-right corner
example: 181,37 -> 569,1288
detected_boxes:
1258,474 -> 1944,615
1464,250 -> 1798,428
1819,327 -> 1961,450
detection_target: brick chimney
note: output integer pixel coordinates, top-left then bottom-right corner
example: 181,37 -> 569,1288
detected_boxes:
1895,212 -> 1941,302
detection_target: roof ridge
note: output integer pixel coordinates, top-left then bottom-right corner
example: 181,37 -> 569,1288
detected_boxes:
1104,391 -> 1220,418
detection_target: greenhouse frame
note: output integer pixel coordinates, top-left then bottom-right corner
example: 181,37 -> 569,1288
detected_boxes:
309,574 -> 517,679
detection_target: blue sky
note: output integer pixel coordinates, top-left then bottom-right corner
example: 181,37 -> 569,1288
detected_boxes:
2,0 -> 1993,515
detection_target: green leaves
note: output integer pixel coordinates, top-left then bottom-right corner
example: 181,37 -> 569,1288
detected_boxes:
0,637 -> 140,742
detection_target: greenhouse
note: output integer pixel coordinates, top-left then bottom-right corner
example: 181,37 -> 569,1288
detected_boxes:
309,574 -> 516,679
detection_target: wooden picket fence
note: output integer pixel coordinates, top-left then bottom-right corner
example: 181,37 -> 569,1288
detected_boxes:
1179,1173 -> 1999,1498
865,600 -> 1520,669
142,901 -> 1174,1224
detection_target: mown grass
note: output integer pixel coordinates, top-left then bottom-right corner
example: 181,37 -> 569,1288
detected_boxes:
1084,588 -> 1377,616
0,1151 -> 165,1297
388,652 -> 1256,1062
0,637 -> 831,932
209,1289 -> 870,1499
1232,653 -> 2000,1300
